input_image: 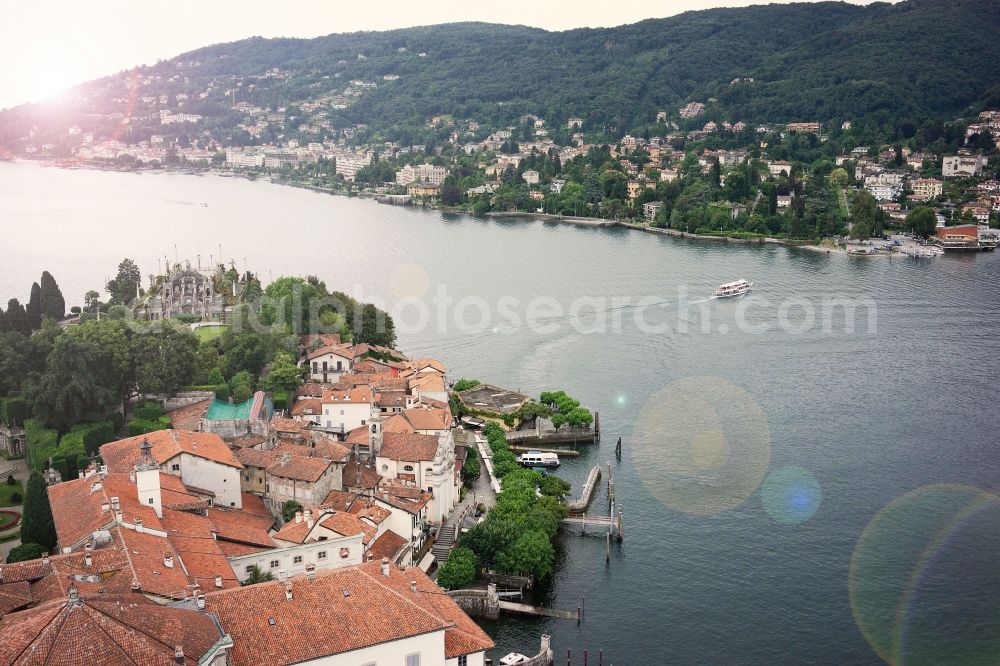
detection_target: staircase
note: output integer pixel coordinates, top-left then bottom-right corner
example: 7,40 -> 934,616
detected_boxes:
432,524 -> 457,561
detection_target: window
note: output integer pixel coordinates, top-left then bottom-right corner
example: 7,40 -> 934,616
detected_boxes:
458,656 -> 468,666
171,464 -> 180,471
403,465 -> 414,472
318,551 -> 327,560
293,556 -> 302,564
245,474 -> 250,481
269,560 -> 279,568
405,654 -> 420,666
381,464 -> 388,472
147,498 -> 154,505
245,566 -> 254,574
339,547 -> 350,559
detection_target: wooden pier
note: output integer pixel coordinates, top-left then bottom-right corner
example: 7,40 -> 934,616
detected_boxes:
510,445 -> 581,457
560,461 -> 623,543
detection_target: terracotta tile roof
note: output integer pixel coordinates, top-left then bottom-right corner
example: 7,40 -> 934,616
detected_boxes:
204,560 -> 481,666
301,333 -> 341,349
296,382 -> 336,398
366,531 -> 408,562
406,357 -> 446,373
339,372 -> 406,390
376,391 -> 408,408
48,472 -> 169,549
342,460 -> 382,491
321,490 -> 358,512
271,417 -> 302,433
0,582 -> 32,616
265,454 -> 333,483
311,436 -> 351,462
271,519 -> 311,545
235,447 -> 278,470
101,430 -> 243,471
345,426 -> 370,445
238,493 -> 272,519
379,432 -> 440,463
216,541 -> 272,558
306,344 -> 356,362
118,526 -> 194,599
374,485 -> 433,515
409,373 -> 446,394
290,398 -> 321,418
0,594 -> 224,665
321,386 -> 374,405
382,414 -> 416,434
402,408 -> 450,431
316,510 -> 376,544
232,434 -> 267,448
168,399 -> 211,430
349,501 -> 392,525
207,507 -> 274,547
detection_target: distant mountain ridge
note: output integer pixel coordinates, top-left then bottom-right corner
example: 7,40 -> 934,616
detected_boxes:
2,0 -> 998,148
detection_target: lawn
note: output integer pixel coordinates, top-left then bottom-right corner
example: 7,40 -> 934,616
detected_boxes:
194,324 -> 230,342
0,480 -> 24,507
0,511 -> 19,530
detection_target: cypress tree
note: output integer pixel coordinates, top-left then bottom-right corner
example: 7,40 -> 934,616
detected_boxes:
20,471 -> 57,552
26,282 -> 42,330
39,271 -> 65,322
4,299 -> 31,336
0,305 -> 6,333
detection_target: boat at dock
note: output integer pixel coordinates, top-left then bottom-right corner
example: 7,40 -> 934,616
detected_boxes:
518,450 -> 560,468
714,278 -> 753,297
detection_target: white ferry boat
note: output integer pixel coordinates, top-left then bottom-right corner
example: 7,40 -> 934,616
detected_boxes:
518,451 -> 560,468
714,279 -> 753,298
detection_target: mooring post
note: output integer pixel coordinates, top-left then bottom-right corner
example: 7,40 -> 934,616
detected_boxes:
584,649 -> 588,666
599,649 -> 604,666
617,506 -> 624,543
577,606 -> 581,625
582,512 -> 586,534
567,649 -> 571,666
582,597 -> 585,619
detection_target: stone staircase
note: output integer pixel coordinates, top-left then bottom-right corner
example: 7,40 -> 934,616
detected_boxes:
432,524 -> 457,561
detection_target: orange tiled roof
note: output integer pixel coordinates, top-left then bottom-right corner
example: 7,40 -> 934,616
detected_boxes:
342,460 -> 382,491
168,399 -> 211,430
290,398 -> 322,417
321,386 -> 374,405
381,413 -> 415,434
203,560 -> 493,666
402,408 -> 450,431
271,417 -> 302,433
118,526 -> 193,599
265,454 -> 333,483
379,432 -> 440,463
207,507 -> 274,547
345,425 -> 370,445
306,344 -> 356,362
366,530 -> 407,562
0,594 -> 224,665
321,490 -> 358,512
0,582 -> 32,616
236,447 -> 278,470
101,430 -> 243,471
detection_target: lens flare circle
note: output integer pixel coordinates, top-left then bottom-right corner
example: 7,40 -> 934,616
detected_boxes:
761,466 -> 821,525
632,376 -> 771,515
849,484 -> 1000,665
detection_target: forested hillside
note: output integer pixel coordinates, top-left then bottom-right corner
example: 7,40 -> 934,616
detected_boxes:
1,0 -> 998,148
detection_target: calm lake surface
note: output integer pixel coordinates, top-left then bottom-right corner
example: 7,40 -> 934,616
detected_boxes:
3,161 -> 1000,665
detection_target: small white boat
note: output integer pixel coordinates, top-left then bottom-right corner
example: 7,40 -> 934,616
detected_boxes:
518,451 -> 560,468
499,654 -> 530,665
714,279 -> 753,298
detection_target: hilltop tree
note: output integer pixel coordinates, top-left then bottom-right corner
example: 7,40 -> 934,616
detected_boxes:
20,471 -> 57,552
131,322 -> 198,396
3,299 -> 31,336
39,271 -> 66,321
229,370 -> 255,403
260,353 -> 303,393
26,283 -> 42,330
106,258 -> 142,305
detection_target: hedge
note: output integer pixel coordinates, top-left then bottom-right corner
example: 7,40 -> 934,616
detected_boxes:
25,419 -> 59,471
272,390 -> 289,412
132,400 -> 165,421
127,417 -> 171,436
0,397 -> 27,426
67,421 -> 116,455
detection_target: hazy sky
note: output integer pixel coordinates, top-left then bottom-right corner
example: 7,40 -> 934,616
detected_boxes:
1,0 -> 876,110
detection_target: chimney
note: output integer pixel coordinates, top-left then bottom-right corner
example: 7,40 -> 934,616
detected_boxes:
366,552 -> 373,562
84,552 -> 93,568
277,569 -> 287,581
131,579 -> 141,592
134,518 -> 143,533
42,556 -> 50,565
295,511 -> 303,524
111,496 -> 121,512
129,470 -> 136,483
0,565 -> 4,582
195,594 -> 206,610
305,563 -> 316,580
410,580 -> 417,593
285,583 -> 293,601
163,554 -> 174,569
305,510 -> 313,529
174,646 -> 184,665
214,575 -> 223,589
67,584 -> 80,605
380,557 -> 389,577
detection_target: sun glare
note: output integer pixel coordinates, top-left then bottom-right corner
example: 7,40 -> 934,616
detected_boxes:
29,63 -> 73,102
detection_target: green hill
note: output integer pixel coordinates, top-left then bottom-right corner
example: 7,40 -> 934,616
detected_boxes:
1,0 -> 997,149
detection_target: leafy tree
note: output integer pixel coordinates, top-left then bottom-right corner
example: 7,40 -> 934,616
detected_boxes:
26,283 -> 42,330
106,258 -> 142,305
229,371 -> 255,403
436,546 -> 477,590
461,451 -> 481,483
354,302 -> 396,347
829,168 -> 849,187
20,471 -> 56,552
131,323 -> 198,397
6,542 -> 48,564
517,401 -> 552,425
3,299 -> 31,336
243,564 -> 275,585
538,475 -> 571,499
906,206 -> 938,238
39,271 -> 65,321
496,529 -> 555,579
281,500 -> 303,523
260,353 -> 303,393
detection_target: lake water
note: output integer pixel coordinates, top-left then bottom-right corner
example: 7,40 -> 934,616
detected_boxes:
3,161 -> 1000,665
